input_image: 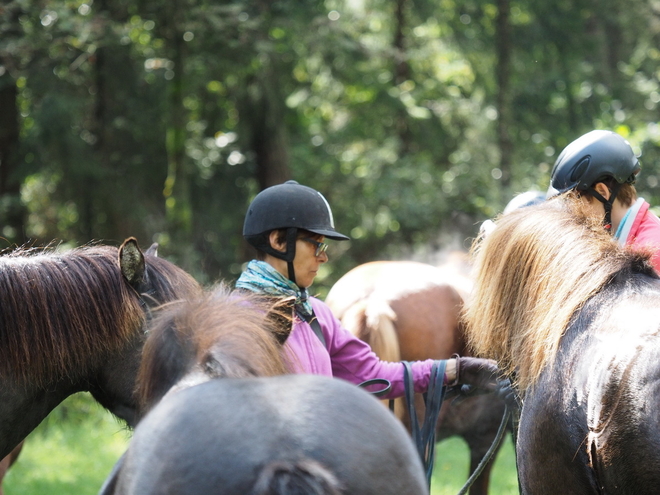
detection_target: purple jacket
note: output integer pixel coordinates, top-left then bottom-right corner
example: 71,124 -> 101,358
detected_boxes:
283,297 -> 437,399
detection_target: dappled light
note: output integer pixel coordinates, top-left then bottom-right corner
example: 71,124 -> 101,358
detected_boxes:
1,0 -> 660,492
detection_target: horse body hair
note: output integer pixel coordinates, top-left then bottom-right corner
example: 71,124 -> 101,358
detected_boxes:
0,244 -> 201,386
250,459 -> 344,495
464,197 -> 660,493
137,284 -> 291,416
516,275 -> 660,493
340,297 -> 401,363
111,376 -> 429,495
325,260 -> 467,364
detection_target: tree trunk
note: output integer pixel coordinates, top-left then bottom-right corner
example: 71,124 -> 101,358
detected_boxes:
163,2 -> 193,239
495,0 -> 513,193
249,4 -> 291,191
250,72 -> 291,190
393,0 -> 412,153
0,75 -> 25,245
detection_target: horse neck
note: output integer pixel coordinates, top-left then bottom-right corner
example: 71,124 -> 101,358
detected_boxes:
0,249 -> 145,386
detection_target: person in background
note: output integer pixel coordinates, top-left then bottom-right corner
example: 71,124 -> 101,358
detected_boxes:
480,190 -> 546,237
547,129 -> 660,273
235,180 -> 502,399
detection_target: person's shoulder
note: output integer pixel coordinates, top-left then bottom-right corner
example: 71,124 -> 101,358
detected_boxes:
310,296 -> 331,312
311,297 -> 343,323
631,201 -> 660,245
640,201 -> 660,228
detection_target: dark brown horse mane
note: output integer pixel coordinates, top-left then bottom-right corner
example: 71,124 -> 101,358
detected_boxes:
137,284 -> 292,415
0,245 -> 144,384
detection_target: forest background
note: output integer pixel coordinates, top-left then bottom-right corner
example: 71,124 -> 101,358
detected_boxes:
1,1 -> 659,493
1,0 -> 660,295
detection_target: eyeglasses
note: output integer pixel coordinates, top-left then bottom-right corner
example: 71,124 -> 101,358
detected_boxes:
300,237 -> 328,257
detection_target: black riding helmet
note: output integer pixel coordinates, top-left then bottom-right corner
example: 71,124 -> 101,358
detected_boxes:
547,130 -> 640,229
244,180 -> 350,284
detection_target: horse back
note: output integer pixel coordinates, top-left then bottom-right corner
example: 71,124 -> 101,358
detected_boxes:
584,279 -> 660,493
111,376 -> 428,495
326,260 -> 466,360
518,275 -> 660,494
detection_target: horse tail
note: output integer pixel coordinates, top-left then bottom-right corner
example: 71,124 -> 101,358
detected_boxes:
341,297 -> 401,362
250,459 -> 343,495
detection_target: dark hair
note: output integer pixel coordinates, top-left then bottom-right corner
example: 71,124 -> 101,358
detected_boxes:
255,229 -> 287,261
254,229 -> 321,261
578,178 -> 637,208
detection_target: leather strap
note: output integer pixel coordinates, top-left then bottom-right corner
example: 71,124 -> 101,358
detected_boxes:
298,310 -> 326,348
403,360 -> 447,488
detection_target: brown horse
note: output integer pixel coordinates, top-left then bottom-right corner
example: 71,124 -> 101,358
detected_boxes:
0,237 -> 201,460
325,260 -> 507,495
465,197 -> 660,494
101,285 -> 429,495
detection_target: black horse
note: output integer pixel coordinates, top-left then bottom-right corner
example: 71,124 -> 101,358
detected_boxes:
465,197 -> 660,494
101,287 -> 429,495
0,237 -> 201,459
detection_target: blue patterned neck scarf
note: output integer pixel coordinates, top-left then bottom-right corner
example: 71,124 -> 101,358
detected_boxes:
235,260 -> 313,318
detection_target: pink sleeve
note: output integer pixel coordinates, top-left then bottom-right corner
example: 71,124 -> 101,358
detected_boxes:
311,298 -> 438,399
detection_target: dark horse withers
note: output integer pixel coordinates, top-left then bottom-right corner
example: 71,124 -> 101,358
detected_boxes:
465,197 -> 660,494
0,237 -> 201,459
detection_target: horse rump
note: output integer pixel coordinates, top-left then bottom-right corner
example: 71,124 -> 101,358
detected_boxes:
251,459 -> 343,495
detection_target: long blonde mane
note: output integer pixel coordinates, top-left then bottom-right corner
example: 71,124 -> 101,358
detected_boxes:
463,197 -> 652,391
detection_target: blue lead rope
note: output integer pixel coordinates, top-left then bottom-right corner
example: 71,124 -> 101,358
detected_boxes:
402,360 -> 447,487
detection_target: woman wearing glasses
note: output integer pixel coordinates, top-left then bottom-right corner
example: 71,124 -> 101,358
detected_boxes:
235,180 -> 500,398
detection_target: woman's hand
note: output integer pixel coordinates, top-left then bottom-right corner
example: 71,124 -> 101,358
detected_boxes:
454,356 -> 500,392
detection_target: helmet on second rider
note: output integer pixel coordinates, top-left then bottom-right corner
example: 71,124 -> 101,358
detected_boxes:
243,180 -> 349,281
547,130 -> 640,198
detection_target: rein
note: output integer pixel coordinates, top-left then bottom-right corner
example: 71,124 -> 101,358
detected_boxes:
456,402 -> 512,495
402,360 -> 447,486
400,360 -> 514,494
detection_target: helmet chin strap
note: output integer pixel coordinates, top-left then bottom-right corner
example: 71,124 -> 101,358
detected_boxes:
587,182 -> 622,232
263,228 -> 299,285
284,228 -> 298,285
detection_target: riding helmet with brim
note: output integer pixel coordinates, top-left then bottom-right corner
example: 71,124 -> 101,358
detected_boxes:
244,180 -> 349,282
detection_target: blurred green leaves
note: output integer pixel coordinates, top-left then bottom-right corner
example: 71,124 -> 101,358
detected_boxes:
1,0 -> 659,288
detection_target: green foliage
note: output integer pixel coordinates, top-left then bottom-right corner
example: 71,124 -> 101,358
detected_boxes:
1,0 -> 660,286
3,393 -> 130,495
432,436 -> 519,494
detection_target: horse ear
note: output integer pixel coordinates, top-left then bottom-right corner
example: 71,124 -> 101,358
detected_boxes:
119,237 -> 146,287
145,243 -> 159,257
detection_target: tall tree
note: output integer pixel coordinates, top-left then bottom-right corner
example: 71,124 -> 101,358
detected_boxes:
0,74 -> 23,245
495,0 -> 512,194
